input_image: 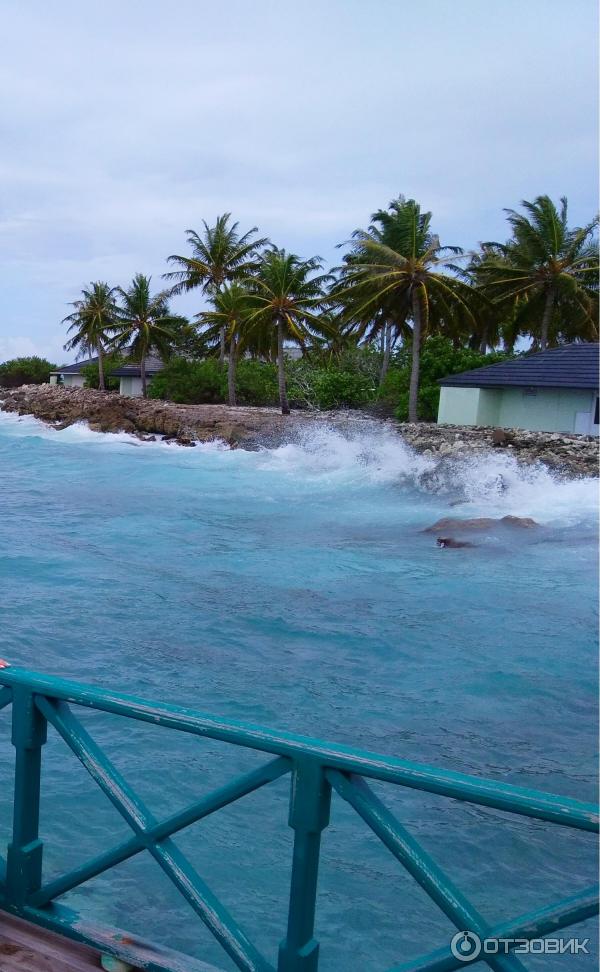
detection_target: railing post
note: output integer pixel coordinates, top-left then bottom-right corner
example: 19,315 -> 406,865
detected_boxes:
6,688 -> 47,907
278,759 -> 331,972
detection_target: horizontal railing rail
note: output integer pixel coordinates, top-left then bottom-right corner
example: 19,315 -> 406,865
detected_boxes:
0,666 -> 596,972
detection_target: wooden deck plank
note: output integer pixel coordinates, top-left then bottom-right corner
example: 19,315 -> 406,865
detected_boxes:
0,908 -> 223,972
0,912 -> 103,970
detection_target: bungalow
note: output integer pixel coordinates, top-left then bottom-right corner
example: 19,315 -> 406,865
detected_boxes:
107,357 -> 164,397
437,342 -> 599,436
49,356 -> 164,397
49,358 -> 93,388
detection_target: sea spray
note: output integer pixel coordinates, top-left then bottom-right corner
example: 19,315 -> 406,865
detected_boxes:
0,409 -> 596,526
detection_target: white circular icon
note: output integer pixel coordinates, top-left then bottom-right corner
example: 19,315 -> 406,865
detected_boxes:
450,931 -> 482,962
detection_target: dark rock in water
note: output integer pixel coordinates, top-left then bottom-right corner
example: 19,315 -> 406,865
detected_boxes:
424,515 -> 538,533
436,537 -> 475,548
501,515 -> 538,528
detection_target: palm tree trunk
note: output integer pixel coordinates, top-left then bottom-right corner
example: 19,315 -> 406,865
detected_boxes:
408,289 -> 423,423
277,317 -> 290,415
141,357 -> 147,398
228,334 -> 237,407
540,287 -> 555,351
379,320 -> 392,387
219,326 -> 226,366
97,343 -> 105,391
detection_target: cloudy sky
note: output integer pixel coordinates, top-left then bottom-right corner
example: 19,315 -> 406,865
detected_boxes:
1,0 -> 597,364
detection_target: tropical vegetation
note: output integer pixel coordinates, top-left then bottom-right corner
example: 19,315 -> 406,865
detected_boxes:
334,196 -> 478,421
62,282 -> 119,391
0,356 -> 57,388
165,214 -> 267,364
477,196 -> 598,350
112,274 -> 185,397
21,192 -> 594,419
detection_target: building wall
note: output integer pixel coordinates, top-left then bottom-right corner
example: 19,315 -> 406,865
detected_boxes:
497,387 -> 596,433
58,374 -> 85,388
437,386 -> 481,425
438,385 -> 599,434
119,376 -> 144,397
475,388 -> 501,426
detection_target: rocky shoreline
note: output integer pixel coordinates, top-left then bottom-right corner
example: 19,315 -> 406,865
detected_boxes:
1,384 -> 598,477
395,420 -> 599,476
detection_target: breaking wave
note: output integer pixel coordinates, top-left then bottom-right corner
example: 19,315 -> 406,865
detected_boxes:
0,409 -> 596,526
247,425 -> 597,526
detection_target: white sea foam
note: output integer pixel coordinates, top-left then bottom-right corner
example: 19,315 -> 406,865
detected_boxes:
249,425 -> 598,525
252,426 -> 434,484
0,408 -> 597,525
0,410 -> 228,453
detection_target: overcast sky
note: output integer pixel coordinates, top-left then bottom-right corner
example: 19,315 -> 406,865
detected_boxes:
1,0 -> 598,364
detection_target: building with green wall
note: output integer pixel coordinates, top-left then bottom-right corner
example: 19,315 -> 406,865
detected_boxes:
437,343 -> 599,435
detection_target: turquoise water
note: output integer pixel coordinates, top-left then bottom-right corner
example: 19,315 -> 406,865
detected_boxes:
0,410 -> 597,970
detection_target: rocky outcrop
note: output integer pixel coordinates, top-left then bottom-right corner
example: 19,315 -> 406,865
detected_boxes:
0,385 -> 597,476
0,384 -> 357,448
424,515 -> 538,533
395,421 -> 598,477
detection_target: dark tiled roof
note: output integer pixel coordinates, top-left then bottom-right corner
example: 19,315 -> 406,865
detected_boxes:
439,343 -> 599,390
51,357 -> 98,374
110,356 -> 164,377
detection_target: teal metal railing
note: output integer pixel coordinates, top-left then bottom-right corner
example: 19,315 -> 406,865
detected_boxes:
0,667 -> 596,972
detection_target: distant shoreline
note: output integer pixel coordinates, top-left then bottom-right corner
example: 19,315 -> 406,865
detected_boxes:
1,384 -> 597,477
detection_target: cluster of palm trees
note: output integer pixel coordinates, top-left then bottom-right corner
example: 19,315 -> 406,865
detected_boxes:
63,194 -> 598,420
63,276 -> 187,397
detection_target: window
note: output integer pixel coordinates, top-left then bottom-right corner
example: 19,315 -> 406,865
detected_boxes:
594,396 -> 599,426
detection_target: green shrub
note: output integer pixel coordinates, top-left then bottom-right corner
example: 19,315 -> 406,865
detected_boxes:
0,356 -> 57,388
287,360 -> 376,409
80,354 -> 124,391
148,357 -> 280,406
143,340 -> 511,417
148,358 -> 227,403
234,359 -> 278,406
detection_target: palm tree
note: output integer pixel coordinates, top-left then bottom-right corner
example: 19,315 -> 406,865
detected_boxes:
196,284 -> 254,406
336,197 -> 475,422
62,282 -> 119,391
113,274 -> 185,397
165,214 -> 268,364
246,249 -> 332,414
478,196 -> 599,350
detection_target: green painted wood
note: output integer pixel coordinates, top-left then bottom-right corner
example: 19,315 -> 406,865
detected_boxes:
1,666 -> 596,830
36,696 -> 273,972
390,885 -> 600,971
0,667 -> 596,972
328,771 -> 527,972
0,900 -> 222,972
278,761 -> 331,972
31,756 -> 290,909
5,686 -> 47,907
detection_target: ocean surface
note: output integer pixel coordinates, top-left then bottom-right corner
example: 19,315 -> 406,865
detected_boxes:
0,410 -> 597,970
